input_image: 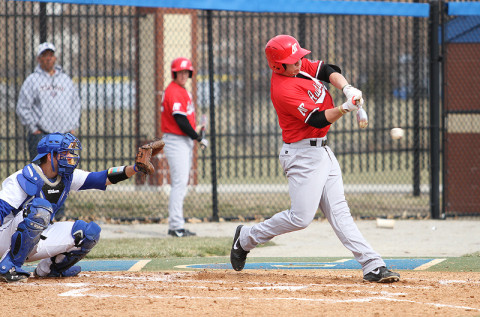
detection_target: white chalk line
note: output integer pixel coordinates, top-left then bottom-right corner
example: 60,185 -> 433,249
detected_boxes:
414,258 -> 446,271
20,273 -> 476,291
12,273 -> 478,312
127,259 -> 151,272
50,274 -> 480,312
56,287 -> 480,311
439,279 -> 480,285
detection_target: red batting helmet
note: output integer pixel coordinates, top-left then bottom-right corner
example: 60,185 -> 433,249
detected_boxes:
171,57 -> 194,78
265,35 -> 311,74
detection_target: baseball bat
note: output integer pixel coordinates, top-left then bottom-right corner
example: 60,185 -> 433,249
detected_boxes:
354,98 -> 368,129
199,114 -> 207,149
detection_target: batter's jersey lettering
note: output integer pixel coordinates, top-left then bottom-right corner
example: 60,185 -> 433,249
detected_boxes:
270,59 -> 334,143
298,103 -> 308,117
161,81 -> 196,136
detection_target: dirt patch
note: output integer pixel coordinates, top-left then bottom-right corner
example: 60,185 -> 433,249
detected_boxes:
2,270 -> 480,316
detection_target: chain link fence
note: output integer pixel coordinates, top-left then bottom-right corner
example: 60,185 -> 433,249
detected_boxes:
0,0 -> 478,222
442,5 -> 480,217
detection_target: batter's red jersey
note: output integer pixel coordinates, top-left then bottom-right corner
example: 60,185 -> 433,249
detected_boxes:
161,81 -> 196,135
270,59 -> 335,143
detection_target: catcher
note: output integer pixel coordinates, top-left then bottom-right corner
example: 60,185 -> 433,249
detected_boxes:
0,132 -> 163,283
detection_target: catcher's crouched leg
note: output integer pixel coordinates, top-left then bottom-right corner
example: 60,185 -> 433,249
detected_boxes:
0,198 -> 52,282
34,220 -> 101,278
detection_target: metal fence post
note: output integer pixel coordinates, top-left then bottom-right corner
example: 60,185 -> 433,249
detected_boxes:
40,2 -> 47,42
413,0 -> 421,197
207,10 -> 219,221
429,0 -> 442,219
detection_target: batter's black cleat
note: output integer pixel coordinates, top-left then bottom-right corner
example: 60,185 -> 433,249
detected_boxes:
168,229 -> 196,237
230,225 -> 249,271
363,266 -> 400,283
0,267 -> 30,283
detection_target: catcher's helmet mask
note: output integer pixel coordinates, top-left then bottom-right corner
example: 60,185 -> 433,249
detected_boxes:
33,132 -> 82,176
171,57 -> 194,79
265,35 -> 311,74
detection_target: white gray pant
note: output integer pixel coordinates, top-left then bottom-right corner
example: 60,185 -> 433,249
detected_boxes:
239,138 -> 385,274
0,212 -> 79,275
163,133 -> 193,230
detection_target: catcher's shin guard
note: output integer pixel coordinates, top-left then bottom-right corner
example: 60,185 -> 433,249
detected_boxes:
47,220 -> 101,277
0,198 -> 52,280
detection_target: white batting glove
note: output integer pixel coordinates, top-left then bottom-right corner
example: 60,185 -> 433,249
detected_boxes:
339,98 -> 359,113
199,138 -> 209,149
343,84 -> 363,105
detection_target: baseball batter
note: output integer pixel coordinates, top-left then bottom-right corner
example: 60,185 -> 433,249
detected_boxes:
230,35 -> 400,283
0,132 -> 144,283
161,57 -> 208,237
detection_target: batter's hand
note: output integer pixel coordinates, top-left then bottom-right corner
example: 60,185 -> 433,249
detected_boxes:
343,85 -> 363,105
199,138 -> 209,149
340,97 -> 359,113
195,124 -> 205,134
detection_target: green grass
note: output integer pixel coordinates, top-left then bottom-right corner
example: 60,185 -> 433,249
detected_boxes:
425,256 -> 480,272
89,237 -> 232,258
89,237 -> 274,258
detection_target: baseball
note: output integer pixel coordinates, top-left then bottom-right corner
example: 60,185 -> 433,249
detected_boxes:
390,128 -> 404,140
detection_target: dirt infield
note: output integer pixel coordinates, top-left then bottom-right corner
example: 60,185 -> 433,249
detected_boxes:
3,270 -> 480,316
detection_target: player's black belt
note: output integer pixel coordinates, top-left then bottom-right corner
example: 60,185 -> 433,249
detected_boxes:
310,139 -> 327,146
284,139 -> 328,147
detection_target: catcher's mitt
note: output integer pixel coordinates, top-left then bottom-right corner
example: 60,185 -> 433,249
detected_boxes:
135,139 -> 165,175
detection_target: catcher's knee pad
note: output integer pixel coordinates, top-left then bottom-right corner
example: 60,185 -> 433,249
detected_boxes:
71,220 -> 101,251
48,220 -> 101,276
8,198 -> 52,265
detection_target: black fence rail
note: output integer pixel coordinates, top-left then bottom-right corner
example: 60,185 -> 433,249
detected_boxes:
0,0 -> 478,222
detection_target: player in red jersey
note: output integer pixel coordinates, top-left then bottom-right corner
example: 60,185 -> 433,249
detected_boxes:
230,35 -> 400,283
161,57 -> 208,237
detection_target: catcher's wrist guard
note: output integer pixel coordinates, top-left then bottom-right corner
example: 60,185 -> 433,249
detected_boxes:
107,166 -> 128,184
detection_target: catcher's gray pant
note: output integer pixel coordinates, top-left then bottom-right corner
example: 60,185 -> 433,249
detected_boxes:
239,139 -> 386,274
0,212 -> 79,271
163,133 -> 193,230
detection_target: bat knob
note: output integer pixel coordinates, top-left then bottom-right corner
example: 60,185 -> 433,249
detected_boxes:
356,108 -> 368,129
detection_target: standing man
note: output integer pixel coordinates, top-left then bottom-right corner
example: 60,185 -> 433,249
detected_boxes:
230,35 -> 400,283
16,42 -> 82,221
161,57 -> 208,238
16,42 -> 81,163
0,132 -> 161,283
